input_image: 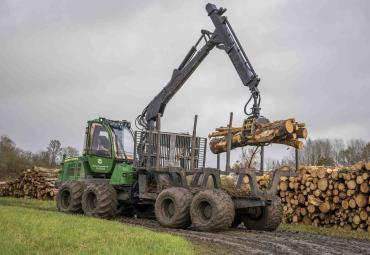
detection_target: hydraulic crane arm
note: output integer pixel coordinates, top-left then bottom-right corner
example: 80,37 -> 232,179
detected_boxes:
136,3 -> 261,130
136,32 -> 217,130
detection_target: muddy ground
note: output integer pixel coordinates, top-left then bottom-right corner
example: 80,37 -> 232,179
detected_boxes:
118,217 -> 370,255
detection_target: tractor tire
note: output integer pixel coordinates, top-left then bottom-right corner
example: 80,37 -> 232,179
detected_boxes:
155,187 -> 193,228
241,196 -> 283,231
190,189 -> 235,232
56,182 -> 83,213
82,183 -> 118,219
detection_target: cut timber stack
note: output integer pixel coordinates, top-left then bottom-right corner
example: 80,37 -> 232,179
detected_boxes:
0,181 -> 9,197
0,166 -> 59,200
270,162 -> 369,231
209,118 -> 307,154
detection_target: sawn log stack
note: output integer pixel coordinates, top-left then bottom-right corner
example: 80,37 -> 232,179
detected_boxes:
262,162 -> 370,231
209,118 -> 307,154
0,166 -> 59,199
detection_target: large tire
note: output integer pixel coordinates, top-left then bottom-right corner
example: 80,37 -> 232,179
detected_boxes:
56,182 -> 83,213
241,196 -> 283,231
82,183 -> 118,219
190,189 -> 235,232
155,187 -> 193,228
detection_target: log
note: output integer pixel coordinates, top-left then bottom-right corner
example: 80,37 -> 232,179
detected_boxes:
349,198 -> 357,209
356,175 -> 364,185
300,207 -> 307,216
362,172 -> 368,180
346,180 -> 357,190
317,168 -> 327,179
360,182 -> 369,193
307,205 -> 316,214
359,210 -> 368,221
274,139 -> 304,149
318,178 -> 328,191
313,189 -> 321,197
279,181 -> 288,192
319,201 -> 331,213
353,215 -> 361,225
292,214 -> 300,223
208,128 -> 241,138
355,193 -> 368,208
308,195 -> 322,206
209,118 -> 307,154
333,189 -> 339,196
338,183 -> 346,191
296,128 -> 308,139
302,215 -> 312,225
333,196 -> 340,204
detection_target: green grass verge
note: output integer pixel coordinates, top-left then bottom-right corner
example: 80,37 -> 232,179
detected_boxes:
279,223 -> 370,240
1,197 -> 367,255
0,197 -> 195,255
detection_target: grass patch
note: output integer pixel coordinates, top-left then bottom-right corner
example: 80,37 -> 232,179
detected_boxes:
0,197 -> 195,255
0,197 -> 56,211
279,223 -> 369,240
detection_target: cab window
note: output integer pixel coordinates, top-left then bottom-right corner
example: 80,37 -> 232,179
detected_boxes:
90,123 -> 111,157
112,127 -> 134,159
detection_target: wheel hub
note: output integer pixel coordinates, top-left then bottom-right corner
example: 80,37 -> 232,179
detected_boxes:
248,207 -> 263,220
86,192 -> 97,211
203,204 -> 212,219
163,198 -> 175,218
199,201 -> 212,221
61,190 -> 71,208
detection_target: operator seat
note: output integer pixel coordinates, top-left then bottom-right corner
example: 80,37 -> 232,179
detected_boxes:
97,136 -> 110,156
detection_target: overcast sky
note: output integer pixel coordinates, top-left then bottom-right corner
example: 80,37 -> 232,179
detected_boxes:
0,0 -> 369,166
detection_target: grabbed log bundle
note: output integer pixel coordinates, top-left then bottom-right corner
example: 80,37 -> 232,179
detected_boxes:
209,118 -> 307,154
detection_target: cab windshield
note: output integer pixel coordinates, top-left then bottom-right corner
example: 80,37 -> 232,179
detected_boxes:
112,127 -> 134,160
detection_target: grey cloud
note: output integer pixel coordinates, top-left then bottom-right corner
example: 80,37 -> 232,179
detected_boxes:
0,0 -> 369,165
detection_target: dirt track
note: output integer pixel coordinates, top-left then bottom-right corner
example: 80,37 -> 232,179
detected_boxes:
118,217 -> 370,255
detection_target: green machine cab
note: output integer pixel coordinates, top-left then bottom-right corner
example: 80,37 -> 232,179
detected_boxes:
58,117 -> 136,186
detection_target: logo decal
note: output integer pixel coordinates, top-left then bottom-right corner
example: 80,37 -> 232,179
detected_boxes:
97,158 -> 102,164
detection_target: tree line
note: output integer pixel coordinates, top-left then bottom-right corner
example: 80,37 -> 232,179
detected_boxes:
0,135 -> 78,178
1,133 -> 369,178
283,138 -> 369,167
234,138 -> 370,171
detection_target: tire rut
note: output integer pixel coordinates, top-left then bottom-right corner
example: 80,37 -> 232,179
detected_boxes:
118,217 -> 370,255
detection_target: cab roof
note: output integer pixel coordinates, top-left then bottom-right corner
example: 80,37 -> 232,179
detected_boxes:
88,117 -> 131,129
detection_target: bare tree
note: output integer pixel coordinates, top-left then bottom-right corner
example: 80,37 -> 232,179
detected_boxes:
47,140 -> 61,167
339,139 -> 367,165
332,139 -> 345,165
0,135 -> 17,173
60,146 -> 79,158
364,142 -> 370,161
0,134 -> 83,178
265,157 -> 281,171
232,147 -> 260,170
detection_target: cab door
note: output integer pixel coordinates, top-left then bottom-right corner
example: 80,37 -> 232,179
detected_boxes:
87,122 -> 114,173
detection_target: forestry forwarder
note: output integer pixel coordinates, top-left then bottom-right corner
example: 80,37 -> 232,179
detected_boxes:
56,3 -> 299,231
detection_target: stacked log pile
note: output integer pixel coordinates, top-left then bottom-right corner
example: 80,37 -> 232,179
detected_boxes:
0,167 -> 59,200
209,118 -> 307,154
270,162 -> 369,231
221,162 -> 369,231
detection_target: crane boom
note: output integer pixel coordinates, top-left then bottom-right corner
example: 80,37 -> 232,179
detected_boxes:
136,3 -> 261,130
